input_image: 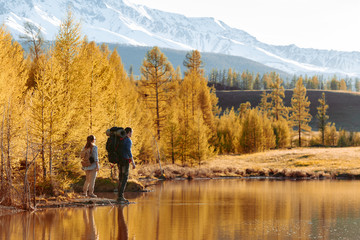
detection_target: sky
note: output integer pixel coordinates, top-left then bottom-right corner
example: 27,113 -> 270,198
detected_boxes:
127,0 -> 360,52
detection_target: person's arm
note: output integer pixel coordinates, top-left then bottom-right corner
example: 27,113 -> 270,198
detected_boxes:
131,157 -> 136,169
125,138 -> 135,169
93,146 -> 100,171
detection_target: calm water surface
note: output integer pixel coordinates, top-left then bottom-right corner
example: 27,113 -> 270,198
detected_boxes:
2,179 -> 360,240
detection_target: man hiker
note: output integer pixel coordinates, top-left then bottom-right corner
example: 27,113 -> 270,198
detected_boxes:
118,127 -> 136,203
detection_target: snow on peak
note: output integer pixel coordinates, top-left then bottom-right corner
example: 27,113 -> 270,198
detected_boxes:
214,19 -> 225,30
1,0 -> 360,77
121,0 -> 152,20
34,5 -> 61,27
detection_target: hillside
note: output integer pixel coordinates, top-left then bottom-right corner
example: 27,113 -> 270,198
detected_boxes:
19,42 -> 291,79
105,44 -> 292,79
216,90 -> 360,132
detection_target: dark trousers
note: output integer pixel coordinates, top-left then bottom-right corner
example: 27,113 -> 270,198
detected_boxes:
118,161 -> 129,198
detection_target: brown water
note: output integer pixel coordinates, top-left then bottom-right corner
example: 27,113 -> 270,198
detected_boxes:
2,179 -> 360,240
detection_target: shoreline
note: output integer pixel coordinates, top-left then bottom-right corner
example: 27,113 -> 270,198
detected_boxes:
1,175 -> 359,216
2,147 -> 360,214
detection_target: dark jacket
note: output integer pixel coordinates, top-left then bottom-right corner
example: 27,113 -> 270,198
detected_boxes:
122,137 -> 133,159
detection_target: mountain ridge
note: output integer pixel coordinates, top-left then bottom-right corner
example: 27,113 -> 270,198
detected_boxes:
1,0 -> 360,77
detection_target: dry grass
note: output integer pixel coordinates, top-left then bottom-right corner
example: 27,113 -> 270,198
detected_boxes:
136,147 -> 360,180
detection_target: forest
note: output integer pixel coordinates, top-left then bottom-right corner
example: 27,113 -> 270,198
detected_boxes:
208,68 -> 360,91
1,11 -> 360,208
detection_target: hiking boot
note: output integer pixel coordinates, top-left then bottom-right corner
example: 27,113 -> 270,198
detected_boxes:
88,194 -> 97,198
117,197 -> 129,204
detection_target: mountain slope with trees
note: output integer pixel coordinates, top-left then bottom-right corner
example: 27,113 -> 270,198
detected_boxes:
216,90 -> 360,131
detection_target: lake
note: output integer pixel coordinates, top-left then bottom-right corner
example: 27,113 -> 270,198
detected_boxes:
2,179 -> 360,240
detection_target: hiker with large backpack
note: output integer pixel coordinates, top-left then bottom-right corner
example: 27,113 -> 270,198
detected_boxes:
105,127 -> 136,203
80,135 -> 100,198
118,127 -> 136,203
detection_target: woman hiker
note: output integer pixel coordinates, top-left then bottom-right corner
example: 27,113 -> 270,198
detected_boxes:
82,135 -> 100,198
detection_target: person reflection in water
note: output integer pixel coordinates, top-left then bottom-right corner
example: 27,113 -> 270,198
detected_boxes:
83,207 -> 99,240
118,206 -> 128,240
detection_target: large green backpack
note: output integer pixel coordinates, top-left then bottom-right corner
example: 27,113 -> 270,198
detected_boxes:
105,127 -> 126,164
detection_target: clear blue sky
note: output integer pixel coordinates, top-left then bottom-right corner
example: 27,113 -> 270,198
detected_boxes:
127,0 -> 360,52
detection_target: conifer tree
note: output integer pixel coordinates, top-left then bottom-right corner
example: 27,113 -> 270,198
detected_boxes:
183,50 -> 203,76
29,53 -> 68,178
107,49 -> 152,163
140,46 -> 174,140
311,76 -> 319,89
261,73 -> 272,90
330,76 -> 339,90
290,77 -> 312,147
53,9 -> 83,163
262,113 -> 276,150
258,91 -> 271,117
240,109 -> 263,153
20,22 -> 45,89
54,9 -> 81,85
316,92 -> 329,146
176,49 -> 219,164
162,66 -> 182,163
253,73 -> 261,90
183,50 -> 218,130
0,26 -> 28,204
190,110 -> 213,166
162,108 -> 180,164
76,41 -> 111,136
269,74 -> 287,121
339,79 -> 347,91
325,123 -> 337,146
216,108 -> 240,154
355,79 -> 360,92
272,119 -> 290,148
227,68 -> 233,87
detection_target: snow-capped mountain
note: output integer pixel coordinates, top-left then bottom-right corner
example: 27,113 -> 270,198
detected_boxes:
1,0 -> 360,77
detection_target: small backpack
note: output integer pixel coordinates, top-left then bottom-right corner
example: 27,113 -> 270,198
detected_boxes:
80,147 -> 92,167
105,127 -> 126,164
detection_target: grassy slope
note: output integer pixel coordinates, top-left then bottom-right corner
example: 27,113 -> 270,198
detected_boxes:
135,147 -> 360,180
216,90 -> 360,131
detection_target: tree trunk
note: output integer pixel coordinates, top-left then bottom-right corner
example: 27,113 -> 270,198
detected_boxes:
0,108 -> 5,196
298,122 -> 301,147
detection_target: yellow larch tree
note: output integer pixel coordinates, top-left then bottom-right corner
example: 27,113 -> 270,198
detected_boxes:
290,77 -> 312,147
190,109 -> 213,166
176,50 -> 218,164
0,25 -> 28,205
162,66 -> 182,164
28,51 -> 69,179
140,46 -> 174,141
20,22 -> 45,90
107,49 -> 152,163
269,74 -> 288,121
240,109 -> 264,153
216,107 -> 241,154
339,79 -> 347,91
53,9 -> 83,164
75,41 -> 112,138
316,92 -> 329,146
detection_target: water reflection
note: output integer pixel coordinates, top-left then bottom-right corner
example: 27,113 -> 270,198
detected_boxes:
117,206 -> 128,240
2,180 -> 360,239
83,207 -> 99,240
